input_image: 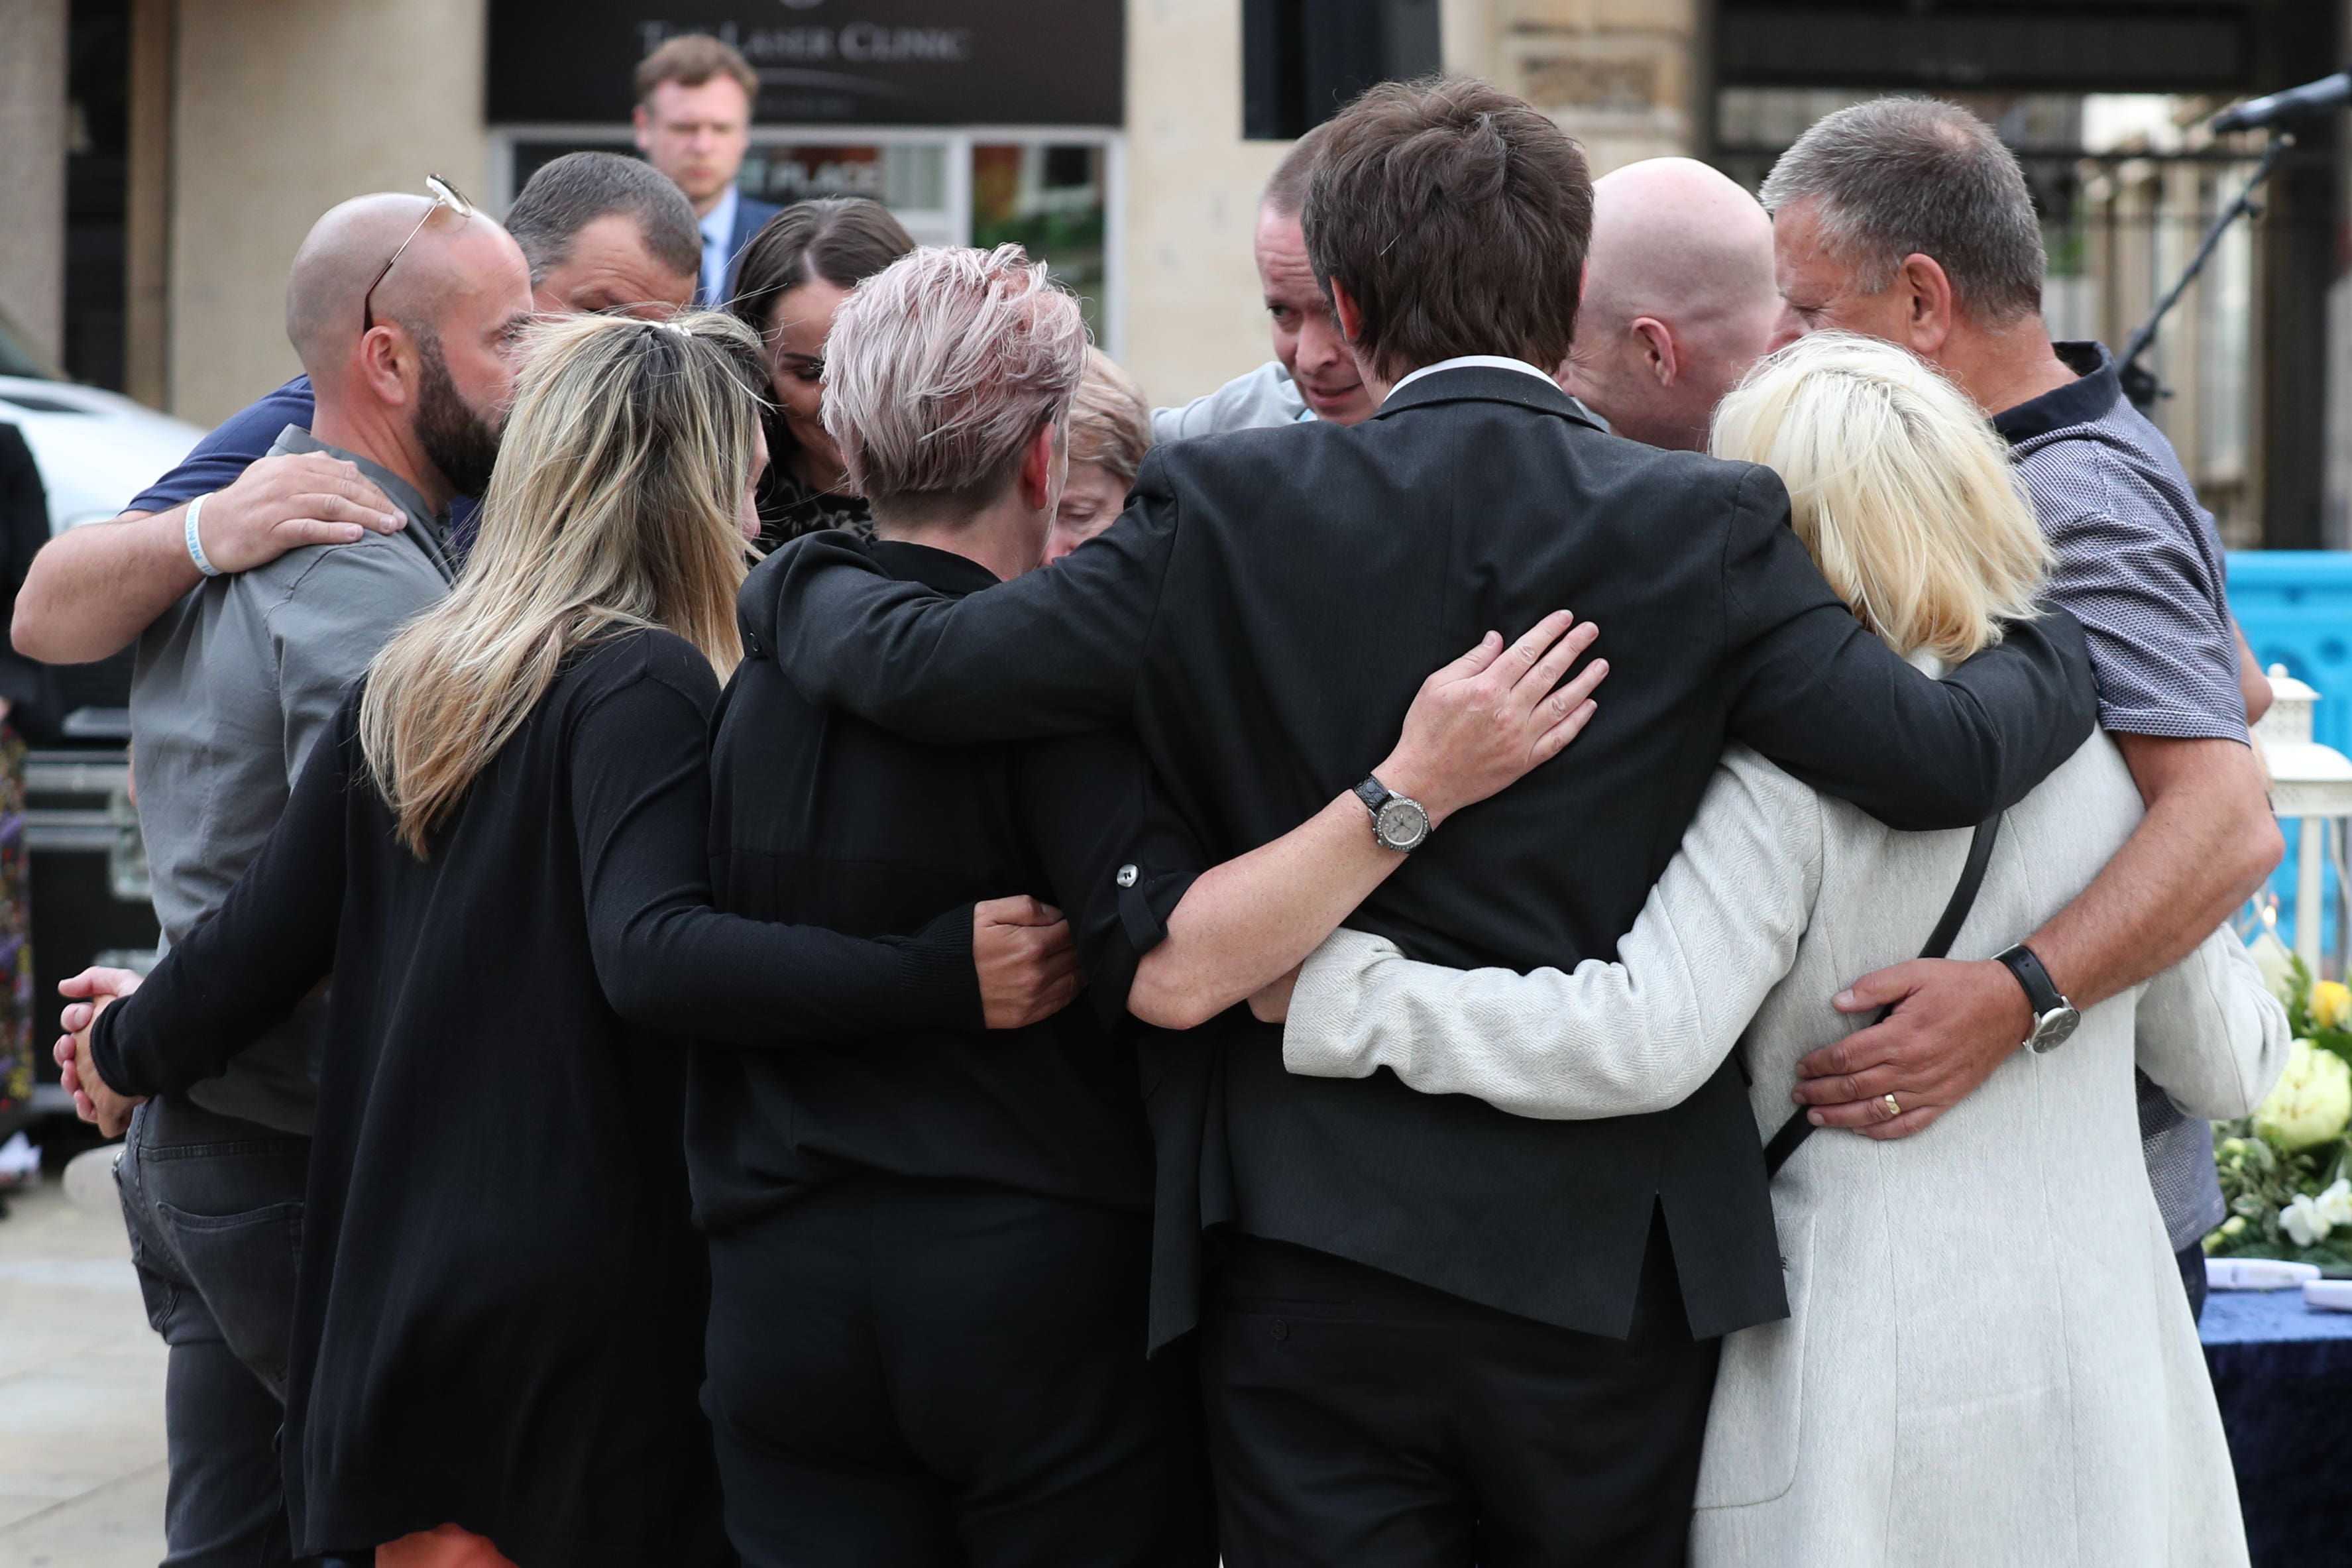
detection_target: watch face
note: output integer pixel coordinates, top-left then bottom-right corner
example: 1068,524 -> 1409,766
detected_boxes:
1376,797 -> 1431,851
2031,1007 -> 2081,1053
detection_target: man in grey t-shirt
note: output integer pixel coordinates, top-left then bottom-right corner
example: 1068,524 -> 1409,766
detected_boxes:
83,194 -> 529,1567
1762,101 -> 2280,1323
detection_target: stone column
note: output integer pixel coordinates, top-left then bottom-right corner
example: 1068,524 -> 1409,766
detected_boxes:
1481,0 -> 1704,174
1121,0 -> 1288,405
169,0 -> 490,424
0,0 -> 68,364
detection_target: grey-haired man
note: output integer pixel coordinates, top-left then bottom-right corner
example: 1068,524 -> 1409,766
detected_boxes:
1761,97 -> 2281,1320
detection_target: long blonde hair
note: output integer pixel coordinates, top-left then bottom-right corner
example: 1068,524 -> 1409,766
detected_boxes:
361,310 -> 763,856
1709,331 -> 2052,664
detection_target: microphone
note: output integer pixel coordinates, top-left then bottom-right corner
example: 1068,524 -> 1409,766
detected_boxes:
2212,72 -> 2352,134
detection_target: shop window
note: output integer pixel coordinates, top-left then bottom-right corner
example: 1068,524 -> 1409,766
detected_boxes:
972,144 -> 1107,340
493,128 -> 1121,349
740,142 -> 950,231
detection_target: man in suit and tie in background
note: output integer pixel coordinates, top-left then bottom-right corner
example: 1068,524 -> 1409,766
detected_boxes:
635,33 -> 780,308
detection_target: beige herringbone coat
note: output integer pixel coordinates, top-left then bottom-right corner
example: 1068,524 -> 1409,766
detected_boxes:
1286,733 -> 2286,1568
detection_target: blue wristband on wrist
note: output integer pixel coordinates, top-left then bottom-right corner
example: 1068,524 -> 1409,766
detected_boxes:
185,493 -> 223,578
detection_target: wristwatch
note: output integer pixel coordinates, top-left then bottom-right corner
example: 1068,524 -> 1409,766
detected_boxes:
1993,943 -> 2080,1054
1353,775 -> 1432,853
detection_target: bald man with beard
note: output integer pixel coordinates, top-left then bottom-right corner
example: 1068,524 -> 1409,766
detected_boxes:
90,194 -> 530,1568
15,153 -> 699,665
1561,158 -> 1781,452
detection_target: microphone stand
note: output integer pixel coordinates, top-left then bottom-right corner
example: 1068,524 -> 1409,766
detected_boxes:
2116,130 -> 2296,413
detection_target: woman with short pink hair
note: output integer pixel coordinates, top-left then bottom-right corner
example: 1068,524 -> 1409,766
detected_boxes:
697,245 -> 1220,1565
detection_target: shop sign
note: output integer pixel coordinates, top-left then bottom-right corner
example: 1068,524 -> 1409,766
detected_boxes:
488,1 -> 1125,126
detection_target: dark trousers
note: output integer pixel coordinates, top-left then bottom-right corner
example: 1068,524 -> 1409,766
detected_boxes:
703,1176 -> 1215,1567
1203,1217 -> 1720,1568
116,1095 -> 309,1568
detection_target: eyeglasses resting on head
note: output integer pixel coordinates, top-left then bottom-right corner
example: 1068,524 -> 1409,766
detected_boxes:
361,175 -> 475,335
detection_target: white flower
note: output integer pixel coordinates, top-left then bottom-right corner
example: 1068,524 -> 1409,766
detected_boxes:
2282,1193 -> 2331,1247
2318,1178 -> 2352,1230
2255,1040 -> 2352,1151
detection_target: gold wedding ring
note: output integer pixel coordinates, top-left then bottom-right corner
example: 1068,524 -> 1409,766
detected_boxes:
1881,1093 -> 1902,1120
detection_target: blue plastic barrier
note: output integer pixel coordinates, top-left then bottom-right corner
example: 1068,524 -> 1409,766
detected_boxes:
2230,551 -> 2352,752
2229,551 -> 2352,955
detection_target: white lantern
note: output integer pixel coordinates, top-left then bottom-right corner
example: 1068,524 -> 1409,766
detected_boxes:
2254,667 -> 2352,967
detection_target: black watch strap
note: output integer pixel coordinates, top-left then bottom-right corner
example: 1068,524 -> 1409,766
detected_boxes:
1993,942 -> 2065,1015
1353,777 -> 1393,814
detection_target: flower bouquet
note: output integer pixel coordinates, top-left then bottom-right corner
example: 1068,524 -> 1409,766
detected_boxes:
2208,934 -> 2352,1265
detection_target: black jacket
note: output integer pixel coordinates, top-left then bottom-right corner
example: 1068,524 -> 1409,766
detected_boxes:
766,364 -> 2100,1347
697,537 -> 1202,1233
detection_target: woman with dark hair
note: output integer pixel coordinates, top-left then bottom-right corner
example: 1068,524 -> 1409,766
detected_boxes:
728,196 -> 917,549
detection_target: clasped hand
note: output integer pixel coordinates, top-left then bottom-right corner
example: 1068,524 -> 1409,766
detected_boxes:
50,966 -> 146,1139
974,896 -> 1082,1029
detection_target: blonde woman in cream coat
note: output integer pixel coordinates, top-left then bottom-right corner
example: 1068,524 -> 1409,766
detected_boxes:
1257,335 -> 2287,1568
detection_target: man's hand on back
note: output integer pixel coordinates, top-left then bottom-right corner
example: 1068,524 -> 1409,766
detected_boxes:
1790,733 -> 2278,1140
1788,958 -> 2029,1139
181,452 -> 406,573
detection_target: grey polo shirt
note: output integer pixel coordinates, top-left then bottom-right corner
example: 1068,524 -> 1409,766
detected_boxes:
1994,342 -> 2244,1252
129,425 -> 457,1134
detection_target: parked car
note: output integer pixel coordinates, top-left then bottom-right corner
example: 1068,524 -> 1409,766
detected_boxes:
0,309 -> 205,532
0,306 -> 201,1135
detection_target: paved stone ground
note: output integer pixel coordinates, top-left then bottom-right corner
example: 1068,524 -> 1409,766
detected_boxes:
0,1174 -> 167,1567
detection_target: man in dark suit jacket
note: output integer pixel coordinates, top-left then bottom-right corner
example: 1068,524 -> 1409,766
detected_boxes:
757,80 -> 2098,1567
632,32 -> 781,307
702,186 -> 781,309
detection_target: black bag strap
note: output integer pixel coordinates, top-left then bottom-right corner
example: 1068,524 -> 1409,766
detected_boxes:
1760,812 -> 2004,1178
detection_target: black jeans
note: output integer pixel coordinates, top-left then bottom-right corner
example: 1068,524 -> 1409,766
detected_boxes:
117,1094 -> 310,1568
703,1175 -> 1215,1568
1204,1217 -> 1720,1568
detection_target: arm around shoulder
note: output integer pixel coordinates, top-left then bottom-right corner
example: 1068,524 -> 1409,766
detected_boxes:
765,465 -> 1181,742
13,508 -> 195,663
13,451 -> 403,665
1717,464 -> 2100,830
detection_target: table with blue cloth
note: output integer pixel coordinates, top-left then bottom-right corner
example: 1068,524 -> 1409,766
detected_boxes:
2201,1288 -> 2352,1564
